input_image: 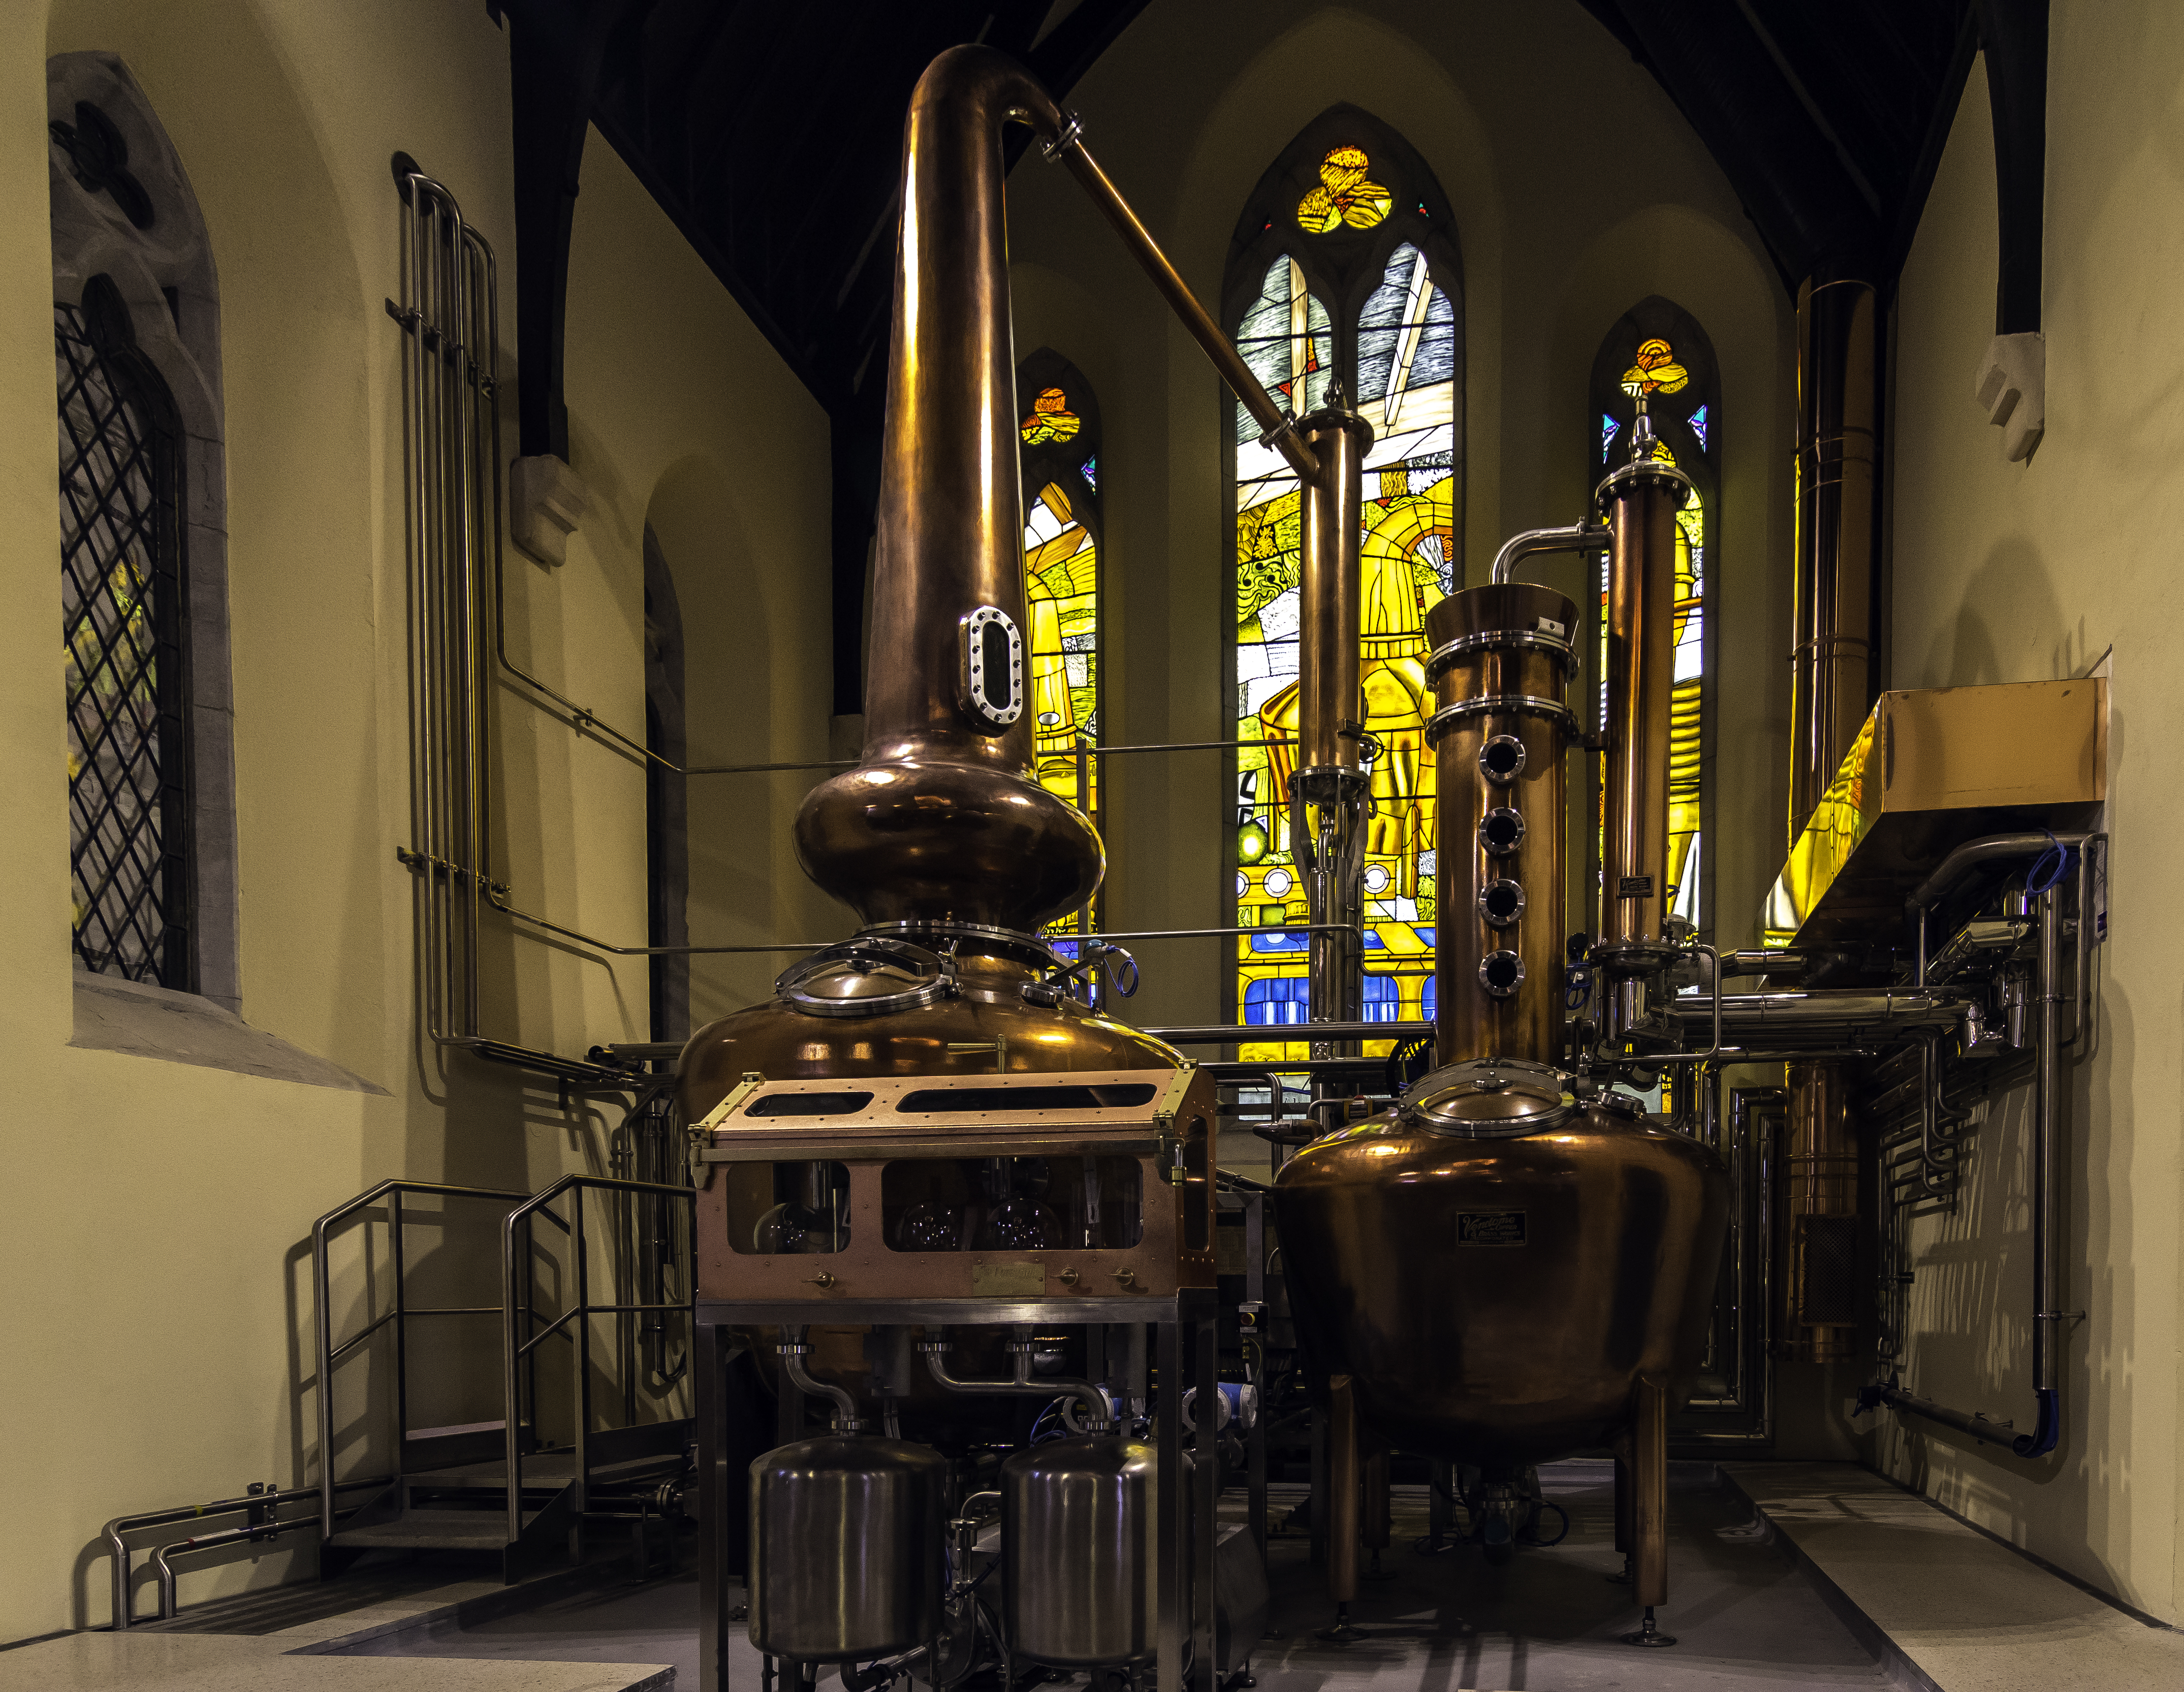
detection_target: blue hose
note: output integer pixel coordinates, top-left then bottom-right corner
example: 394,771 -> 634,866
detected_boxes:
2025,831 -> 2071,898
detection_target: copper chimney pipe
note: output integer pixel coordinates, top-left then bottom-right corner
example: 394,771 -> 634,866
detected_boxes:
1788,277 -> 1877,841
1781,275 -> 1876,1363
795,49 -> 1101,935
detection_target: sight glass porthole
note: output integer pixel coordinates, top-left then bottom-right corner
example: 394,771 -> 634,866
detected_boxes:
1478,807 -> 1525,857
1479,950 -> 1525,998
1478,734 -> 1525,786
1478,878 -> 1525,929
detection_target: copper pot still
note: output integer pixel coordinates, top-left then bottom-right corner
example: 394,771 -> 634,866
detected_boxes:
1275,453 -> 1729,1470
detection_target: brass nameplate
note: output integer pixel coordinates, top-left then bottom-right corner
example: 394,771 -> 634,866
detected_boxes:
970,1261 -> 1044,1296
1456,1212 -> 1527,1246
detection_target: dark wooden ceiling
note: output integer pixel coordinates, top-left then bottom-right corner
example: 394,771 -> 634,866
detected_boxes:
494,0 -> 1155,415
489,0 -> 2042,708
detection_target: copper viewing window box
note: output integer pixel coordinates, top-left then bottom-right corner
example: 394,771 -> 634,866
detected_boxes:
692,1066 -> 1216,1302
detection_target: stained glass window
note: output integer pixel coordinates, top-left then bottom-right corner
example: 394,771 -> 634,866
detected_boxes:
1590,306 -> 1717,934
1228,120 -> 1464,1059
1018,353 -> 1103,943
58,277 -> 193,990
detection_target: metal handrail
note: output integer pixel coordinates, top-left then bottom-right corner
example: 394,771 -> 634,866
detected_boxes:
502,1175 -> 696,1542
312,1180 -> 528,1541
104,1476 -> 389,1629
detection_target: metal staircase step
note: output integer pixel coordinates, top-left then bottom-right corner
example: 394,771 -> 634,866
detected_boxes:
327,1507 -> 543,1551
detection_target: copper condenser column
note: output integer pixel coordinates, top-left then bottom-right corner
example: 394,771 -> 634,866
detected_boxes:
1593,405 -> 1694,1038
1778,275 -> 1877,1365
1422,582 -> 1579,1067
1291,395 -> 1374,1058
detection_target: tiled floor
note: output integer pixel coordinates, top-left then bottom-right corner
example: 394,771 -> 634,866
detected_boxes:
1724,1464 -> 2184,1692
0,1565 -> 673,1692
26,1462 -> 2174,1690
341,1463 -> 1892,1691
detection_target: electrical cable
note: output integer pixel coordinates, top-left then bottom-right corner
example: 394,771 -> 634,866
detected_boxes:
1520,1499 -> 1571,1546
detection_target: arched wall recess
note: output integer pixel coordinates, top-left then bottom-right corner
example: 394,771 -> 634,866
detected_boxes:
48,51 -> 240,1015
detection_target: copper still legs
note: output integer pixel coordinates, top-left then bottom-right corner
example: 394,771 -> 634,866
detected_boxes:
1612,1375 -> 1674,1646
1315,1376 -> 1364,1641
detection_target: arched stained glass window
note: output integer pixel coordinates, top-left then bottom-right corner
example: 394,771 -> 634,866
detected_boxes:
1225,110 -> 1463,1058
1017,350 -> 1103,943
1590,301 -> 1718,934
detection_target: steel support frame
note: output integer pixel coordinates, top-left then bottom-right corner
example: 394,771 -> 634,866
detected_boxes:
695,1293 -> 1220,1692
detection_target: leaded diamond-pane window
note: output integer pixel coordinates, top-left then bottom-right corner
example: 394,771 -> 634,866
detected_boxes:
57,280 -> 193,989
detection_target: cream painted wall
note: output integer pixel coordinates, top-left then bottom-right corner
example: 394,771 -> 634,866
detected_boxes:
1869,10 -> 2184,1623
0,0 -> 828,1640
1001,1 -> 1792,1124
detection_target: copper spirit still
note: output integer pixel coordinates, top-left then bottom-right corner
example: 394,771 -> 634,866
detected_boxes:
1275,406 -> 1729,1640
674,47 -> 1327,1427
675,48 -> 1177,1114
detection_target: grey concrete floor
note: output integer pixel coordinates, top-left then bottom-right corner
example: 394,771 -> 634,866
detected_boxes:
343,1465 -> 1895,1690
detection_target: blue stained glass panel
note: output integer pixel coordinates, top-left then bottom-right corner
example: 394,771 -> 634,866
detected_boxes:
1244,978 -> 1312,1024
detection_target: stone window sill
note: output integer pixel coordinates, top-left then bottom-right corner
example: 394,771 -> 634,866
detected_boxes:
71,971 -> 385,1094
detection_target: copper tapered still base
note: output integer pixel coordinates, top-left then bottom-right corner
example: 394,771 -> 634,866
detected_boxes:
1274,1097 -> 1728,1466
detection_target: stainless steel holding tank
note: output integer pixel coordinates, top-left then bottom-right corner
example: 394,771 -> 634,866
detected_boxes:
748,1432 -> 948,1662
1002,1435 -> 1182,1668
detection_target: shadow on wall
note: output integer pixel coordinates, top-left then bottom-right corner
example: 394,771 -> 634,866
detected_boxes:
1915,534 -> 2061,688
643,453 -> 821,1022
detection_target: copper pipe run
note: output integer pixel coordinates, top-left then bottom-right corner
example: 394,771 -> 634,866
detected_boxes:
1046,135 -> 1319,483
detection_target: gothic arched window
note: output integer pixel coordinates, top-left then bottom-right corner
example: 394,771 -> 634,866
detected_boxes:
1017,349 -> 1103,943
1226,110 -> 1464,1053
1589,300 -> 1718,933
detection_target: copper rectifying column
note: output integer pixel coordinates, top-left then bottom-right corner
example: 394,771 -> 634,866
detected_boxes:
1423,582 -> 1579,1067
1292,400 -> 1373,1056
1592,413 -> 1693,1037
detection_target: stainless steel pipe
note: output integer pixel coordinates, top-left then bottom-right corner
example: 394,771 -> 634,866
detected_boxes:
1489,521 -> 1612,585
920,1331 -> 1114,1429
1652,988 -> 1974,1045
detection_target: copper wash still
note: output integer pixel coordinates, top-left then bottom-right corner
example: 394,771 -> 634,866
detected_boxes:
1275,400 -> 1730,1643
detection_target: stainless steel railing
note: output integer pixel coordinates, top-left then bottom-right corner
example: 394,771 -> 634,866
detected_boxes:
312,1179 -> 532,1542
501,1175 -> 695,1542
